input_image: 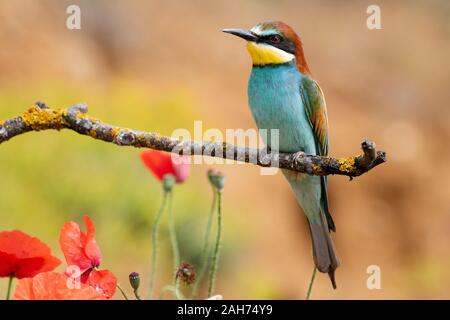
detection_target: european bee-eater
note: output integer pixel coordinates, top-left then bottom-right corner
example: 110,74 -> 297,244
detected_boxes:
223,21 -> 339,288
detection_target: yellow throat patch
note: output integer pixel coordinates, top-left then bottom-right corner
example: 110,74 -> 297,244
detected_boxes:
246,42 -> 295,65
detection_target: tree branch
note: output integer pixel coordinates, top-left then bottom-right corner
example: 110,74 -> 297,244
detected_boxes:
0,102 -> 386,177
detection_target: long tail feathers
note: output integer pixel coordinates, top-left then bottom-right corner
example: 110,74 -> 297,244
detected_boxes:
282,170 -> 339,289
308,212 -> 340,289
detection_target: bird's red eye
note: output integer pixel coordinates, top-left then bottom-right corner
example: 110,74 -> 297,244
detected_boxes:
269,35 -> 282,44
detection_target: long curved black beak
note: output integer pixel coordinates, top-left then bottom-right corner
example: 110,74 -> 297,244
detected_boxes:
222,28 -> 258,42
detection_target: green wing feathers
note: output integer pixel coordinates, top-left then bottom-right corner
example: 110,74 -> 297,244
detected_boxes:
300,76 -> 335,232
300,76 -> 329,156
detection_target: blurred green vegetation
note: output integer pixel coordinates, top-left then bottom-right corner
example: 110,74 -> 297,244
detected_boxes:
0,79 -> 245,299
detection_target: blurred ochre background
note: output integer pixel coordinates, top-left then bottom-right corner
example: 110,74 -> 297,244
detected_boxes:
1,0 -> 449,299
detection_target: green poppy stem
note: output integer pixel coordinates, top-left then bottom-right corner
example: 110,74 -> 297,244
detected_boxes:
133,289 -> 141,300
148,191 -> 168,299
191,186 -> 217,298
174,277 -> 182,300
208,190 -> 222,297
159,284 -> 185,300
117,284 -> 129,300
306,267 -> 317,300
168,191 -> 180,270
6,274 -> 13,300
167,190 -> 181,298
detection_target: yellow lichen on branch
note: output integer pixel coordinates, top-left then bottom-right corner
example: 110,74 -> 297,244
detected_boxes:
21,105 -> 67,131
110,127 -> 123,140
338,157 -> 356,173
89,129 -> 98,139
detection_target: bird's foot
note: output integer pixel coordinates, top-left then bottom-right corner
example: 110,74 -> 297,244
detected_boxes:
292,151 -> 314,174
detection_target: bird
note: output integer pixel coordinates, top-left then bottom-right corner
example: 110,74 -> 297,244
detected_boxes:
223,21 -> 339,288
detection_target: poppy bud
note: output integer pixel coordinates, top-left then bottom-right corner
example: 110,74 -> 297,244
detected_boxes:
176,262 -> 196,285
163,174 -> 175,192
129,272 -> 140,291
207,170 -> 225,192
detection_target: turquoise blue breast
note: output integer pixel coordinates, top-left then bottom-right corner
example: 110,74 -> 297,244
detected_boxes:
248,62 -> 316,154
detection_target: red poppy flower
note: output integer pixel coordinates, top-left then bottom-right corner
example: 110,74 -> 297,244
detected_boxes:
59,215 -> 117,299
140,150 -> 190,183
14,272 -> 105,300
0,230 -> 61,279
60,215 -> 101,274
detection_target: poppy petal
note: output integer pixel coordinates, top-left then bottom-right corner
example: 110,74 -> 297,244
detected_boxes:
59,221 -> 92,273
171,154 -> 191,182
86,269 -> 117,299
14,277 -> 35,300
140,150 -> 175,181
83,216 -> 102,268
0,252 -> 16,277
0,230 -> 61,279
14,272 -> 105,300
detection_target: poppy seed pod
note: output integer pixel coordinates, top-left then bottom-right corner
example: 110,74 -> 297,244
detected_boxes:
207,169 -> 225,191
176,262 -> 196,285
129,272 -> 140,291
163,174 -> 176,192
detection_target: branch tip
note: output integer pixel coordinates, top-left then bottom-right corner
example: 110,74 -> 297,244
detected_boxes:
35,101 -> 48,109
68,103 -> 88,114
356,139 -> 377,170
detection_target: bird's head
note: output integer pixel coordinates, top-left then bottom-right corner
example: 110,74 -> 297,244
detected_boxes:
223,21 -> 310,74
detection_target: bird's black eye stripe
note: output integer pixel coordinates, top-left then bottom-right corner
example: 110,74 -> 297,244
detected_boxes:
257,34 -> 296,55
259,34 -> 282,43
